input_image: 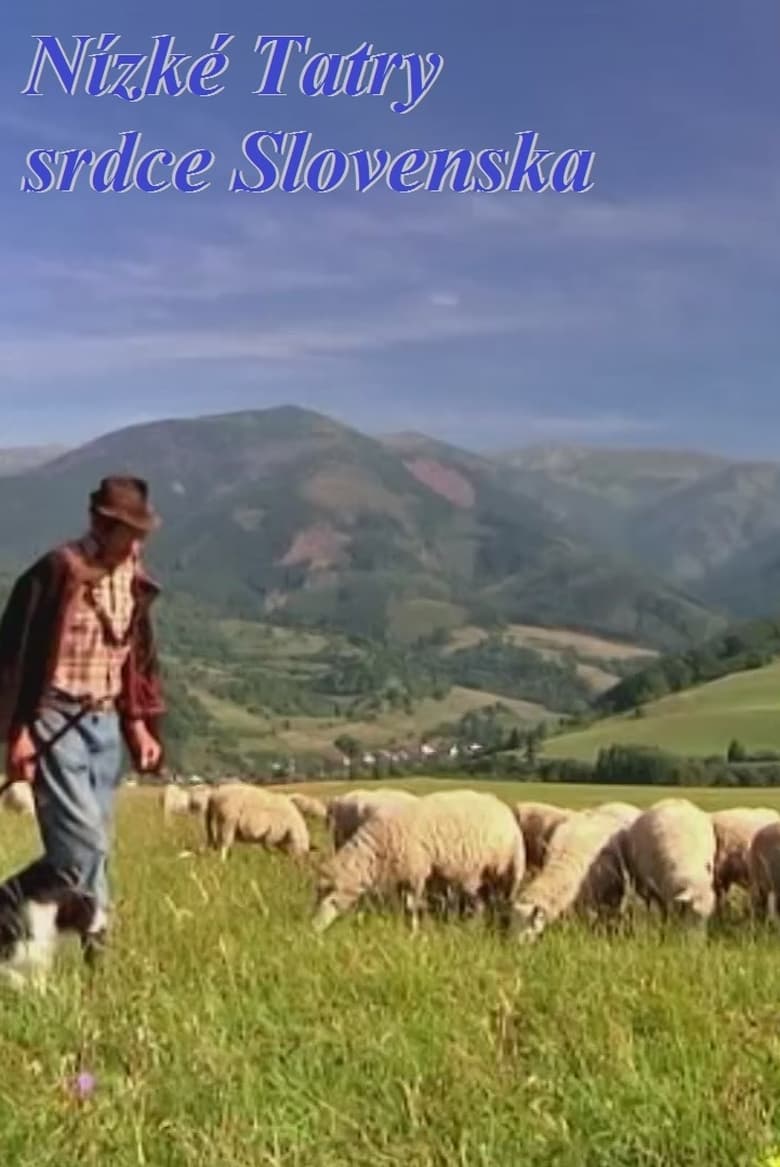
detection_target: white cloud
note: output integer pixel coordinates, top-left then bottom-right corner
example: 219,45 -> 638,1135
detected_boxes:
2,170 -> 777,385
429,291 -> 460,308
0,285 -> 610,382
374,407 -> 660,449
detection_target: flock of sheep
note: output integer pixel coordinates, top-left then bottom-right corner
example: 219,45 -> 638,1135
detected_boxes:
159,781 -> 780,939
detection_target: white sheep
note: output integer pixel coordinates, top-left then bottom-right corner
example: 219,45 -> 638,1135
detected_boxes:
623,797 -> 716,926
205,783 -> 310,861
187,785 -> 212,816
512,806 -> 633,942
326,788 -> 418,850
748,821 -> 780,921
1,781 -> 35,816
313,789 -> 525,934
710,807 -> 780,907
595,802 -> 641,827
512,801 -> 573,872
160,783 -> 190,820
288,792 -> 329,822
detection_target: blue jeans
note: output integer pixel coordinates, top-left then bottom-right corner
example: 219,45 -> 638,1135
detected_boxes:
1,696 -> 123,931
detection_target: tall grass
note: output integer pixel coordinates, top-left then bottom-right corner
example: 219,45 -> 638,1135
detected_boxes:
0,783 -> 779,1166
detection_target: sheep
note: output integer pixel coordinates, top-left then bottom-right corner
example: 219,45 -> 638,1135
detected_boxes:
595,802 -> 641,827
512,806 -> 634,942
1,781 -> 35,816
160,783 -> 190,820
205,783 -> 310,861
748,821 -> 780,921
288,792 -> 329,822
710,807 -> 780,907
622,798 -> 716,927
312,789 -> 525,934
187,786 -> 212,816
512,801 -> 573,872
326,788 -> 418,850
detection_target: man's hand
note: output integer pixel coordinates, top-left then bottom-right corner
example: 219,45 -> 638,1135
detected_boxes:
125,720 -> 162,773
5,726 -> 37,784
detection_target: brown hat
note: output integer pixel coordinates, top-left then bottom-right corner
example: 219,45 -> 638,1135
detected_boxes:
89,476 -> 161,533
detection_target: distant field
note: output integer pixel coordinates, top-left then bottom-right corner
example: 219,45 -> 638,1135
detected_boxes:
444,622 -> 653,694
446,622 -> 655,660
506,623 -> 657,661
547,658 -> 780,761
3,777 -> 780,1166
217,621 -> 333,659
575,661 -> 621,693
192,685 -> 551,756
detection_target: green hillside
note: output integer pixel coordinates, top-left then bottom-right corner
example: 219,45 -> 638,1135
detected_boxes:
0,571 -> 655,773
15,414 -> 780,772
545,658 -> 780,761
0,407 -> 722,651
157,609 -> 627,769
187,682 -> 550,760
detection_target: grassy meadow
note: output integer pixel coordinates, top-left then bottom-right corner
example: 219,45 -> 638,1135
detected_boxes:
547,658 -> 780,761
3,778 -> 780,1166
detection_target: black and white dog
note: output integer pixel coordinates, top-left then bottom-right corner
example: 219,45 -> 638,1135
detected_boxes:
0,864 -> 103,990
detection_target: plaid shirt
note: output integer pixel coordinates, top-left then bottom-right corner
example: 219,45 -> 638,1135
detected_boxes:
50,535 -> 137,704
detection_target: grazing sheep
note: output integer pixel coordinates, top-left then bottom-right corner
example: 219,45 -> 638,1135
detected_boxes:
711,807 -> 780,906
187,786 -> 212,816
326,788 -> 418,850
205,784 -> 310,861
512,807 -> 633,942
512,802 -> 573,872
288,792 -> 329,822
313,789 -> 525,934
1,781 -> 35,816
623,798 -> 716,926
748,821 -> 780,921
161,783 -> 190,820
595,802 -> 641,827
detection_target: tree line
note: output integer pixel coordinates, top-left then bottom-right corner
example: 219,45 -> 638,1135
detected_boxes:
597,618 -> 780,713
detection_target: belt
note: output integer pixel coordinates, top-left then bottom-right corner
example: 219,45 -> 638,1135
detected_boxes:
42,688 -> 118,714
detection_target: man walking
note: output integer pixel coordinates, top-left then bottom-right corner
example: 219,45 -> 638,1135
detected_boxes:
0,476 -> 165,983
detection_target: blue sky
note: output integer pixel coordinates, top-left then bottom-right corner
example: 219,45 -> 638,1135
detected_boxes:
1,0 -> 778,455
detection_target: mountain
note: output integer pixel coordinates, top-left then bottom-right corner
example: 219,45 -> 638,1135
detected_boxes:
498,443 -> 730,504
0,406 -> 722,651
494,444 -> 780,617
495,444 -> 733,550
0,444 -> 69,475
380,430 -> 725,647
702,527 -> 780,617
627,461 -> 780,591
